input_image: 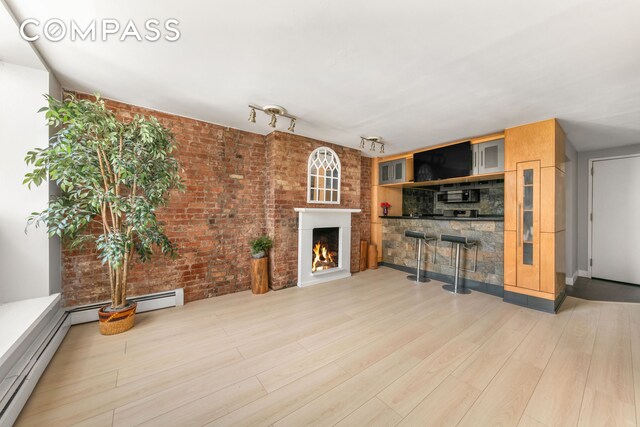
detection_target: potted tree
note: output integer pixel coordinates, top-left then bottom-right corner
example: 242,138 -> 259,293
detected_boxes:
24,94 -> 184,335
249,235 -> 272,294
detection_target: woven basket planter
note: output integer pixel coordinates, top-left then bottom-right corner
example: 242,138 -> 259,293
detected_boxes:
98,302 -> 137,335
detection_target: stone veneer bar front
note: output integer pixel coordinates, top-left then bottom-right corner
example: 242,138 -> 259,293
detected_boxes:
381,216 -> 504,296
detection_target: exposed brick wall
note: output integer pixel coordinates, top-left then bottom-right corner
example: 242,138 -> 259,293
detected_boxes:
62,95 -> 371,305
265,132 -> 368,290
63,95 -> 266,305
360,156 -> 372,243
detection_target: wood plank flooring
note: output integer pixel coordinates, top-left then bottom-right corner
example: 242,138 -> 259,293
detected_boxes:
15,267 -> 640,426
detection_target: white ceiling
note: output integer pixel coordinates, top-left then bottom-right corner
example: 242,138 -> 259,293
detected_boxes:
4,0 -> 640,154
0,1 -> 45,70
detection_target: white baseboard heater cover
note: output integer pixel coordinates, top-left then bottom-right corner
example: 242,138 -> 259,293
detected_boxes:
0,302 -> 68,427
68,288 -> 184,325
0,288 -> 183,426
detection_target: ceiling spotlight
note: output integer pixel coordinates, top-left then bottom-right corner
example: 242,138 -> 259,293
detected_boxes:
359,136 -> 385,154
248,104 -> 297,131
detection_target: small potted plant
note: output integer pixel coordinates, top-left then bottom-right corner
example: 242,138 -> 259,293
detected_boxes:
380,202 -> 392,216
249,235 -> 272,294
250,235 -> 273,259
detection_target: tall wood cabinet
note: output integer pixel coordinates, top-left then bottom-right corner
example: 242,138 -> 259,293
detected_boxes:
504,119 -> 566,310
371,158 -> 403,261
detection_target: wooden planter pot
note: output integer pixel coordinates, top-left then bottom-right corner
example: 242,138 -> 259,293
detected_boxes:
98,302 -> 137,335
251,257 -> 269,294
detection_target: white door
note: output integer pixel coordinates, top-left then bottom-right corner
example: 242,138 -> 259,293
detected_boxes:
591,155 -> 640,285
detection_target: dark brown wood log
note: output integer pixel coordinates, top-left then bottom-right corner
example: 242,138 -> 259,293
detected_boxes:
368,244 -> 378,270
360,240 -> 368,271
251,257 -> 269,294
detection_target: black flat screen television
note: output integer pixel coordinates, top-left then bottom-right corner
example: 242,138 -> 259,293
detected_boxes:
413,141 -> 472,182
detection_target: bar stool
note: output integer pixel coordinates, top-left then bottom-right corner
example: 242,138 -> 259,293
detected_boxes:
404,230 -> 437,283
440,234 -> 478,294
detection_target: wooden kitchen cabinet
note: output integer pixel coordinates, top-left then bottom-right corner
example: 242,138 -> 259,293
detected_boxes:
472,138 -> 505,174
504,119 -> 566,311
379,159 -> 406,184
370,158 -> 403,261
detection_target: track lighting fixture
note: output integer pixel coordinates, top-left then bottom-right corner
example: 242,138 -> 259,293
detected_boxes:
359,136 -> 385,155
247,104 -> 297,133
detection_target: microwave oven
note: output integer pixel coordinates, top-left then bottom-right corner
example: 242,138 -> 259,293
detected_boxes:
436,189 -> 480,203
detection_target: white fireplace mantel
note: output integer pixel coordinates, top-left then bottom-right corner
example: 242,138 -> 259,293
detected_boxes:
295,208 -> 361,287
294,208 -> 361,213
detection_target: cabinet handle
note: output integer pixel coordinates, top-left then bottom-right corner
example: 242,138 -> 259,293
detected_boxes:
481,150 -> 484,167
518,203 -> 522,247
474,150 -> 477,168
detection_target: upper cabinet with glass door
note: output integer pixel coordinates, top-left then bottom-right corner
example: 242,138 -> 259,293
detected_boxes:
378,158 -> 406,185
473,139 -> 505,175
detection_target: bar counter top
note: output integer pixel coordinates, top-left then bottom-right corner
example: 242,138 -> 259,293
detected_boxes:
379,215 -> 504,222
381,216 -> 504,292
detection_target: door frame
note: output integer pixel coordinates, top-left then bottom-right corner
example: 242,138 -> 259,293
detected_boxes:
587,153 -> 640,279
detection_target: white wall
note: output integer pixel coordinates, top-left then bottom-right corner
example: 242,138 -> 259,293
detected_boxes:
577,143 -> 640,273
48,73 -> 62,295
565,139 -> 578,283
0,61 -> 52,303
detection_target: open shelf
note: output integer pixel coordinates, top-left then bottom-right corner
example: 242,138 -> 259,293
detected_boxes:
380,172 -> 505,188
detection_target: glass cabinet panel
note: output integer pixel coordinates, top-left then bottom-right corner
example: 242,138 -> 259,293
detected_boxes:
522,168 -> 534,265
379,159 -> 406,184
394,162 -> 404,181
381,165 -> 390,182
524,186 -> 533,210
484,145 -> 499,169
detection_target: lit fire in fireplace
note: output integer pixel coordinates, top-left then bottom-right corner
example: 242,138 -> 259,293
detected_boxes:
312,242 -> 337,272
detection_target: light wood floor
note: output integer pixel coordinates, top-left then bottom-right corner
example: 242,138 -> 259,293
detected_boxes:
16,267 -> 640,426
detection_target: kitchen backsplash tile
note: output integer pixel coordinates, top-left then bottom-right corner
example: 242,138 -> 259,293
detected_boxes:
402,184 -> 504,216
402,188 -> 435,216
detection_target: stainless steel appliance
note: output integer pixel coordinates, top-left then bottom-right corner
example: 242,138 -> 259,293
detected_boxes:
436,189 -> 480,203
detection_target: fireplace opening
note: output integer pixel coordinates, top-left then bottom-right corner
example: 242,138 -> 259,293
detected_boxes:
312,227 -> 339,273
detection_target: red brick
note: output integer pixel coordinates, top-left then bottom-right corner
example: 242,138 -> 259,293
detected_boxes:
62,94 -> 371,306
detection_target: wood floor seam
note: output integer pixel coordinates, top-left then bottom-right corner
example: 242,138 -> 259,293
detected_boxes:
14,268 -> 640,427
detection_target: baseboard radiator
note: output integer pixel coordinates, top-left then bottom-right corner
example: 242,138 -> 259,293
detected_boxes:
0,301 -> 68,427
0,288 -> 183,426
67,288 -> 184,325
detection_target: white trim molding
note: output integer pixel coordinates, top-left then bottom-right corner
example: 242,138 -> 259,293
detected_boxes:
565,271 -> 579,286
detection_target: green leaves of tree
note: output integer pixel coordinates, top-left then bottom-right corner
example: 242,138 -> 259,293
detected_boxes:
24,93 -> 185,273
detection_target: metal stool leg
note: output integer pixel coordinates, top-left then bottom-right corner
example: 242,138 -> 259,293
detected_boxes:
407,238 -> 429,283
442,243 -> 471,294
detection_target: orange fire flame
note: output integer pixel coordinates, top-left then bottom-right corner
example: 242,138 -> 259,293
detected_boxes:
312,242 -> 335,272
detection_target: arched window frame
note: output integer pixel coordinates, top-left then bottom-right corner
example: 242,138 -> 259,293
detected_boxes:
307,147 -> 341,204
